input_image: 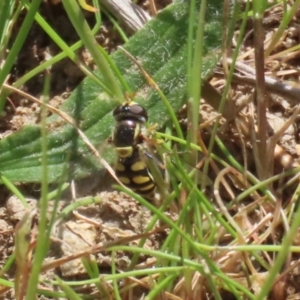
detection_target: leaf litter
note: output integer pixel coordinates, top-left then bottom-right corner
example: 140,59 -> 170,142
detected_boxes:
2,1 -> 300,300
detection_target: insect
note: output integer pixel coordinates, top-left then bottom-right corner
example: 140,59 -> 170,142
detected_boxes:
111,100 -> 159,200
110,100 -> 211,204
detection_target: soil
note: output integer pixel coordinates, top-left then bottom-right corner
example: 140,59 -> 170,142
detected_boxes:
1,1 -> 300,300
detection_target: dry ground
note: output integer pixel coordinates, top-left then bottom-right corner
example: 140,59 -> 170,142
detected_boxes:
1,1 -> 300,299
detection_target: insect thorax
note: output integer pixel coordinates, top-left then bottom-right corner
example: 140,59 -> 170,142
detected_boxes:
112,101 -> 156,200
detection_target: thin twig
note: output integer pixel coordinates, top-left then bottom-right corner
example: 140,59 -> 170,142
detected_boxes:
217,59 -> 300,104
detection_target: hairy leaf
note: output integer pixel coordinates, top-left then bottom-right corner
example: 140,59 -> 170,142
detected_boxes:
0,0 -> 223,182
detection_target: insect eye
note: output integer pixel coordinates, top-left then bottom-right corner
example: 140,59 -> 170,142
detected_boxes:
113,105 -> 123,119
128,104 -> 148,121
113,103 -> 148,122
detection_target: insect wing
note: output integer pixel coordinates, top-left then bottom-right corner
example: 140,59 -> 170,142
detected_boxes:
137,144 -> 169,200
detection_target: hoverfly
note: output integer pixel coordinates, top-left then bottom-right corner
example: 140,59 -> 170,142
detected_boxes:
109,99 -> 211,205
110,100 -> 163,202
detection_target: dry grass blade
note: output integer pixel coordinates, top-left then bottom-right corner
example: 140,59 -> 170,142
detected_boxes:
253,5 -> 268,180
214,167 -> 246,237
14,208 -> 37,300
41,226 -> 166,273
99,0 -> 151,33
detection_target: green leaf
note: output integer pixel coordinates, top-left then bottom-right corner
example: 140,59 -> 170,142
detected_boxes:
0,0 -> 223,183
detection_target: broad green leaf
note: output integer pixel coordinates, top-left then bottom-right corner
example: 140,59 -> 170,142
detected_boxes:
0,0 -> 223,183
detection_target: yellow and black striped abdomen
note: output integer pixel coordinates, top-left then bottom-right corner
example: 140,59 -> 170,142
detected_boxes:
115,148 -> 156,198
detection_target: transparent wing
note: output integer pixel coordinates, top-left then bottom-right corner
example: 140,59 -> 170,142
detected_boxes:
137,141 -> 212,201
137,143 -> 169,201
